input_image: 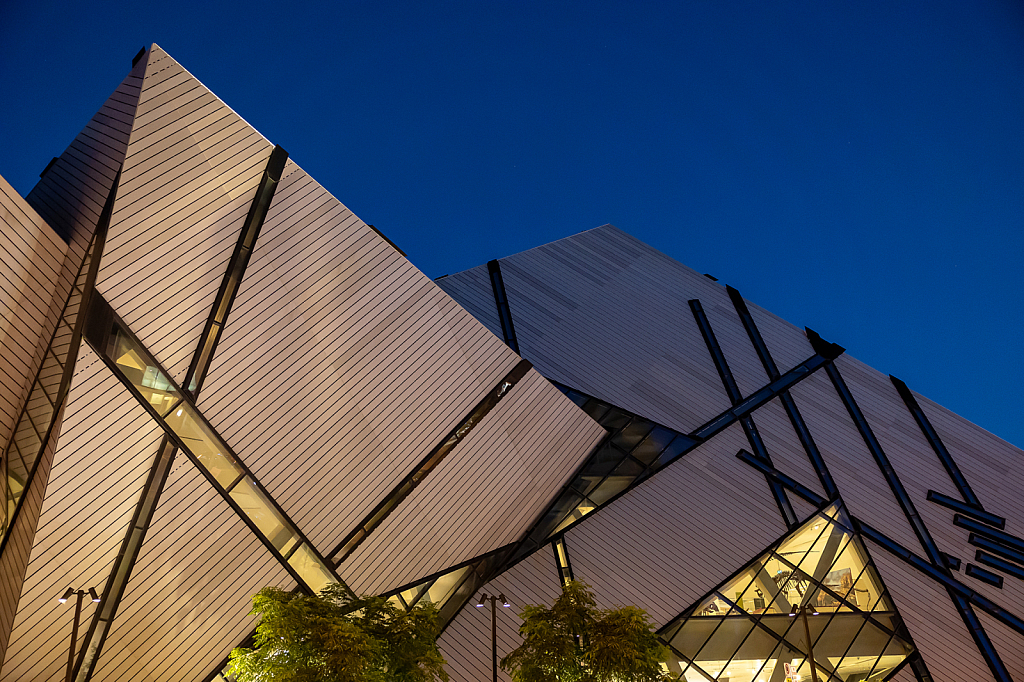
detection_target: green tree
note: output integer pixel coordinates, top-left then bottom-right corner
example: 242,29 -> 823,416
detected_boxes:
228,584 -> 449,682
500,581 -> 671,682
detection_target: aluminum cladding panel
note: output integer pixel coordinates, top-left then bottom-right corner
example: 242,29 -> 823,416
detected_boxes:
197,161 -> 522,556
339,369 -> 606,595
0,347 -> 163,681
438,547 -> 563,682
95,44 -> 274,384
0,176 -> 67,458
443,224 -> 817,436
91,456 -> 295,682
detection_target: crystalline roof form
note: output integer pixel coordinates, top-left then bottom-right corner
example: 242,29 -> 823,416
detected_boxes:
659,502 -> 914,682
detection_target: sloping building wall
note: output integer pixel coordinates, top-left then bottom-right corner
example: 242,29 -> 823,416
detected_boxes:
0,347 -> 164,681
0,177 -> 67,460
95,45 -> 273,386
340,369 -> 605,595
438,548 -> 563,682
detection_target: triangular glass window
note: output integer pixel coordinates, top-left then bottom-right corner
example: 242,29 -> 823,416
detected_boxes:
658,501 -> 914,681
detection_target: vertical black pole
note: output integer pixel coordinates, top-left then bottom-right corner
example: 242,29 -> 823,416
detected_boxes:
491,596 -> 498,682
802,608 -> 819,682
67,590 -> 84,682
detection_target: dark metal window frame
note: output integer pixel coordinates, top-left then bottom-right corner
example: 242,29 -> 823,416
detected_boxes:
552,536 -> 575,585
891,375 -> 983,509
0,167 -> 119,555
328,359 -> 533,564
737,451 -> 1017,681
658,499 -> 912,682
927,490 -> 1004,529
965,563 -> 1004,589
726,286 -> 841,499
83,293 -> 347,596
73,148 -> 290,682
505,351 -> 832,572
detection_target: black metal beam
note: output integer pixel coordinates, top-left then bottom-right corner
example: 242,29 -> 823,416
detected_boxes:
891,375 -> 983,509
487,259 -> 520,354
690,298 -> 797,528
74,147 -> 290,682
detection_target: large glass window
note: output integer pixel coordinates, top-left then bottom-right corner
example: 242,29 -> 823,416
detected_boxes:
659,503 -> 914,681
91,314 -> 339,595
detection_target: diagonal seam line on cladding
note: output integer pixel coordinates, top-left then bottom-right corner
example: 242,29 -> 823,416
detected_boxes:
0,167 -> 119,558
328,358 -> 535,565
689,298 -> 798,528
737,449 -> 1016,682
71,146 -> 351,681
822,357 -> 1010,681
726,285 -> 841,500
71,150 -> 352,679
436,350 -> 836,636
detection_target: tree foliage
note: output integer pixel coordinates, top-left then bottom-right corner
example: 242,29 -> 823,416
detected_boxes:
500,581 -> 671,682
228,584 -> 449,682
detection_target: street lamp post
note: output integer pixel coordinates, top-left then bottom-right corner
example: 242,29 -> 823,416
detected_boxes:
788,603 -> 820,682
476,592 -> 510,682
58,587 -> 100,682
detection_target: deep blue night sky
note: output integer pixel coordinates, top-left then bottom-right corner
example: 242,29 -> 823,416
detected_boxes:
2,1 -> 1022,447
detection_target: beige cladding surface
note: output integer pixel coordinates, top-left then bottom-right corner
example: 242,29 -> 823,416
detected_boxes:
786,370 -> 923,552
95,45 -> 273,385
976,607 -> 1024,681
91,452 -> 295,682
196,160 -> 522,555
566,422 -> 789,628
437,547 -> 563,682
869,546 -> 993,681
0,176 -> 67,457
834,355 -> 1024,621
488,225 -> 733,434
339,369 -> 606,595
0,411 -> 62,667
0,347 -> 164,681
746,395 -> 829,500
433,264 -> 504,341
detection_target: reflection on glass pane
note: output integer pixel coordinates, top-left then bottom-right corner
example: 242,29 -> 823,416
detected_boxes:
669,618 -> 721,661
599,407 -> 631,430
776,513 -> 830,572
611,419 -> 653,451
109,329 -> 179,416
553,500 -> 597,533
831,617 -> 893,679
632,426 -> 676,465
229,477 -> 299,556
734,559 -> 775,616
694,618 -> 755,678
288,543 -> 334,595
681,666 -> 711,682
399,581 -> 429,609
588,476 -> 633,506
723,625 -> 778,680
164,405 -> 243,488
425,565 -> 471,605
571,474 -> 602,496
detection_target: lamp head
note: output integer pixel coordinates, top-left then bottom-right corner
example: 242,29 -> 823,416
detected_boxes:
89,588 -> 101,603
59,588 -> 74,604
788,605 -> 797,617
476,594 -> 488,607
499,594 -> 510,607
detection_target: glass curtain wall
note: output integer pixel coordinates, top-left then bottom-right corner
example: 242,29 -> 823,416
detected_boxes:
659,504 -> 913,682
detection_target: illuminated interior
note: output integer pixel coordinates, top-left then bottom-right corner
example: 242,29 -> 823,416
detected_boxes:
659,503 -> 913,681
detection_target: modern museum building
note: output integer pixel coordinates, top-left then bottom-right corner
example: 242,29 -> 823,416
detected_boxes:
1,45 -> 1022,682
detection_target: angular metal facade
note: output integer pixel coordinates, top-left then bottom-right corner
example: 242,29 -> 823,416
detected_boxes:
0,44 -> 1022,682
